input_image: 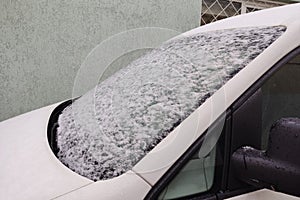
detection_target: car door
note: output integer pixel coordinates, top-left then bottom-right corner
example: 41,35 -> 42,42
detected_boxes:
145,47 -> 300,200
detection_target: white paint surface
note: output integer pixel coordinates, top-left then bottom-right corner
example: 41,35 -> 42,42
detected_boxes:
0,103 -> 92,200
226,189 -> 300,200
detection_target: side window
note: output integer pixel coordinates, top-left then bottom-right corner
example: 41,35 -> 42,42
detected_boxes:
261,53 -> 300,149
228,50 -> 300,196
157,116 -> 227,199
158,147 -> 216,199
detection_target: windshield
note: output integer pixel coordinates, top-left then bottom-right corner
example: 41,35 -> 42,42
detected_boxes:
55,26 -> 285,181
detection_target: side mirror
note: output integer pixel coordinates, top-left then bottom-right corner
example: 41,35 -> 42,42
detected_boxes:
231,118 -> 300,197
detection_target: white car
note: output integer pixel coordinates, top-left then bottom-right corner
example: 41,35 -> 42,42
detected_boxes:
1,3 -> 300,200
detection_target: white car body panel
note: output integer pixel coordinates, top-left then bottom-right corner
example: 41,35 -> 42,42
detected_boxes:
0,3 -> 300,200
226,189 -> 300,200
55,172 -> 151,200
0,103 -> 151,200
0,103 -> 92,200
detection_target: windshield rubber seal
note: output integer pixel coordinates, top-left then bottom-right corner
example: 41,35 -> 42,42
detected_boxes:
47,99 -> 74,156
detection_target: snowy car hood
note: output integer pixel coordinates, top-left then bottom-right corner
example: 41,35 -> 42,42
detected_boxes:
0,103 -> 92,200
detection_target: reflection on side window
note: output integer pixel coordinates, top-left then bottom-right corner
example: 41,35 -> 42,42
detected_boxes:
158,147 -> 216,200
262,53 -> 300,149
158,113 -> 226,199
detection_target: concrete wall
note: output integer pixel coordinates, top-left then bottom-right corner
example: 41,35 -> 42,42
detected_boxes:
0,0 -> 201,122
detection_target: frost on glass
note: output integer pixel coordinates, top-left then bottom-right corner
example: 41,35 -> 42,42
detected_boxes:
56,26 -> 285,181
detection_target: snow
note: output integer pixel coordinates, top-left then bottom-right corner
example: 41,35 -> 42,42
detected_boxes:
56,26 -> 285,181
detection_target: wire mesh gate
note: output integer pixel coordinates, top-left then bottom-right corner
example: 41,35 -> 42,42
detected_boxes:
201,0 -> 287,25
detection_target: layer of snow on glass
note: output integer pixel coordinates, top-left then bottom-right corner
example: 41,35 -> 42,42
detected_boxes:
56,26 -> 285,181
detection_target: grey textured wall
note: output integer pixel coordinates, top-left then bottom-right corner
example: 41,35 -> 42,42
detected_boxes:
0,0 -> 201,122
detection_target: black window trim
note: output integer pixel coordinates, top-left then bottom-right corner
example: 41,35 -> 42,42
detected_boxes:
47,99 -> 73,155
145,46 -> 300,200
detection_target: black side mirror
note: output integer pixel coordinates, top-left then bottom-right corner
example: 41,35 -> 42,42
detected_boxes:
231,117 -> 300,197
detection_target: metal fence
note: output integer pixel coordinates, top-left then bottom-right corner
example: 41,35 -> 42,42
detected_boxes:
201,0 -> 287,25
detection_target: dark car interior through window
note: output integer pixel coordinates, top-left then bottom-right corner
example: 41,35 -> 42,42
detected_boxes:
226,47 -> 300,198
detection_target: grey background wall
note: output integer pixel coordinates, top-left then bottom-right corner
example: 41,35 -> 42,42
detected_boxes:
0,0 -> 201,122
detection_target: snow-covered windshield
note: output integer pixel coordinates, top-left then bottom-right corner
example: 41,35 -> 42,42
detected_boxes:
56,26 -> 285,181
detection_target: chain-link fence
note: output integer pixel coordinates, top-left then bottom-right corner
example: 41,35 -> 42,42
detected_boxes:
201,0 -> 287,25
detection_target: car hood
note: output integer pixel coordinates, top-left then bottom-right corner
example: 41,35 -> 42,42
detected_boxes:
0,102 -> 92,200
